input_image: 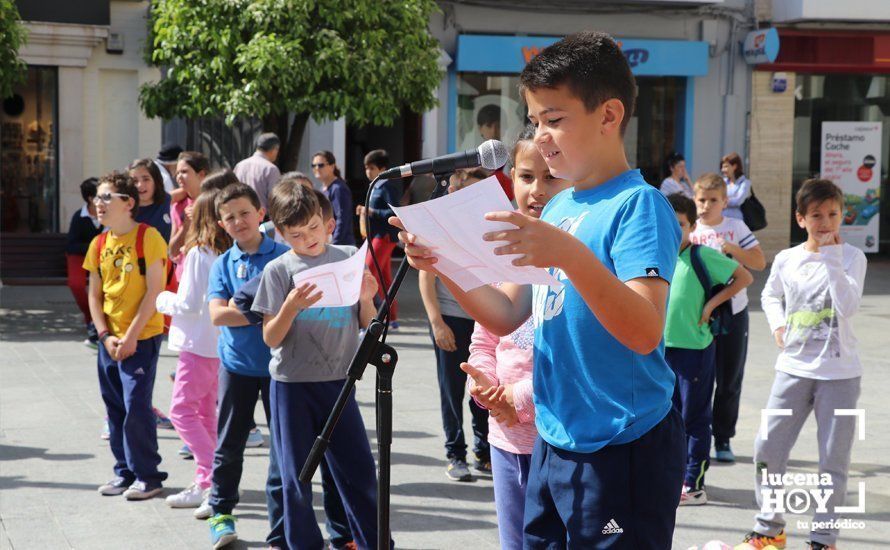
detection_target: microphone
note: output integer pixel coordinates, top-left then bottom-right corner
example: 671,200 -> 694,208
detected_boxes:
380,139 -> 509,179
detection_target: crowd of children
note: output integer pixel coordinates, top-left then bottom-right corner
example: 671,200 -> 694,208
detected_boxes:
70,31 -> 868,550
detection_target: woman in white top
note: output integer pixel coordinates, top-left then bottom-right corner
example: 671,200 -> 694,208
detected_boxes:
721,152 -> 752,220
660,152 -> 694,198
156,189 -> 232,509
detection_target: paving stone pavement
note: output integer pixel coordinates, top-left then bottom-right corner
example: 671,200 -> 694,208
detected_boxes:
1,262 -> 889,550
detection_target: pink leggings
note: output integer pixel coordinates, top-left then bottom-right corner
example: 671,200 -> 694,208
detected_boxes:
168,350 -> 219,488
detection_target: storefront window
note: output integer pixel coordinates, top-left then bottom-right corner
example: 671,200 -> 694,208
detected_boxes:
1,66 -> 59,233
793,74 -> 890,249
456,74 -> 683,185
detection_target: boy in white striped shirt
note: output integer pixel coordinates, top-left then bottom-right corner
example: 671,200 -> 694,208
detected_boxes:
690,172 -> 766,463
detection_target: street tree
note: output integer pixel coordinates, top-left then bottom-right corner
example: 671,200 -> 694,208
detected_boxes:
0,0 -> 28,99
140,0 -> 442,169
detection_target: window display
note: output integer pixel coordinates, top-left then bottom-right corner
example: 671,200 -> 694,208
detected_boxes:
456,73 -> 683,185
1,66 -> 59,233
793,74 -> 889,248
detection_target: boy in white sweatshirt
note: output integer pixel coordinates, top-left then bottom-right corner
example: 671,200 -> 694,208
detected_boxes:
742,179 -> 867,550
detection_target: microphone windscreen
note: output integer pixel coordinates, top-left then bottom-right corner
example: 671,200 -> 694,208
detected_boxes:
478,140 -> 509,170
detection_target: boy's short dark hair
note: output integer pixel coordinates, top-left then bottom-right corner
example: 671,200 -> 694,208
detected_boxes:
796,178 -> 844,217
364,149 -> 389,169
477,104 -> 501,127
98,171 -> 139,219
313,189 -> 334,221
268,180 -> 321,230
217,182 -> 261,213
668,193 -> 697,226
520,31 -> 637,133
80,177 -> 98,202
201,169 -> 240,192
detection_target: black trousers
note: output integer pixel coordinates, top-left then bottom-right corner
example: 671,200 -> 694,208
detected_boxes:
430,315 -> 490,461
712,307 -> 749,443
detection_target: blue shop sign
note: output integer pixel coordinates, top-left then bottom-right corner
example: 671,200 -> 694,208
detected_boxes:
743,28 -> 780,65
456,34 -> 709,77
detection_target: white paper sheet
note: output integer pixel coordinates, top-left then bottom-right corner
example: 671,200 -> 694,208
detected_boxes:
391,177 -> 561,292
291,241 -> 368,308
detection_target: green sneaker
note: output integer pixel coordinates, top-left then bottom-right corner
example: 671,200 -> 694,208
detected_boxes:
208,514 -> 237,549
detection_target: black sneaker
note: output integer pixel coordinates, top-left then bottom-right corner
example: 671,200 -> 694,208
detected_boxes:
446,458 -> 473,482
98,476 -> 134,496
472,452 -> 492,473
84,323 -> 99,349
714,440 -> 735,463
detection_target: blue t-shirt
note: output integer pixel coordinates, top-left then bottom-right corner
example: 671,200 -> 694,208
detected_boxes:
207,235 -> 289,377
136,194 -> 172,242
532,169 -> 681,453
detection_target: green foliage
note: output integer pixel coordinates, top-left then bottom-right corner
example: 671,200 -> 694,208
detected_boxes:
0,0 -> 28,99
140,0 -> 442,127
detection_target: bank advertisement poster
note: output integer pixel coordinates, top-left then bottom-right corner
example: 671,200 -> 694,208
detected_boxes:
820,122 -> 882,253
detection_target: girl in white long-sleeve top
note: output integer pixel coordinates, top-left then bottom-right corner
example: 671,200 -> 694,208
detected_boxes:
156,189 -> 232,509
741,179 -> 867,550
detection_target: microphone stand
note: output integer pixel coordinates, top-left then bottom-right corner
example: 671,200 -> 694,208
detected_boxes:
299,171 -> 453,550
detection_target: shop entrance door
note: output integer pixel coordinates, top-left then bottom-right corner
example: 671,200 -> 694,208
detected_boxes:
1,66 -> 65,283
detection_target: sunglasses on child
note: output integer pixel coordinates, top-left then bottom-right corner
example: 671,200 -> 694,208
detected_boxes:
311,162 -> 328,168
92,192 -> 131,204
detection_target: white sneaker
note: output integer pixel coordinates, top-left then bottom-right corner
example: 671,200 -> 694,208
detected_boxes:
678,485 -> 708,506
122,480 -> 163,501
245,428 -> 264,448
194,496 -> 213,519
165,483 -> 206,508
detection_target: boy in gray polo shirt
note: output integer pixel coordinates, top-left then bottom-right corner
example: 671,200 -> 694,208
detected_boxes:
252,183 -> 381,550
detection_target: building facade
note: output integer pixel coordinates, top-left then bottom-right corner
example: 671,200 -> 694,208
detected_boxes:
3,0 -> 762,281
749,0 -> 890,257
2,0 -> 161,282
424,0 -> 753,189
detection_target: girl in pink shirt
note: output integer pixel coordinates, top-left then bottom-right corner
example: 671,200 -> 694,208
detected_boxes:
169,151 -> 209,280
462,125 -> 570,549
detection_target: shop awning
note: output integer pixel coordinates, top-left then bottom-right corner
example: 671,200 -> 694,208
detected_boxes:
456,34 -> 709,77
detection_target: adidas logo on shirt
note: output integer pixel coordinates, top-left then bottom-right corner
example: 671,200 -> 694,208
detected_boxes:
601,518 -> 624,535
134,368 -> 145,375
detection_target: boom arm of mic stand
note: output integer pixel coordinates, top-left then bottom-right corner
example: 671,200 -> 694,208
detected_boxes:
298,171 -> 453,550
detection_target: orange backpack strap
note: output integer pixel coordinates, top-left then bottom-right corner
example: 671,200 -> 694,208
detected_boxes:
135,223 -> 148,276
95,231 -> 109,279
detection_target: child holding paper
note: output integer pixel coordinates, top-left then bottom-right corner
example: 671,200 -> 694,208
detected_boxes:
393,32 -> 685,547
252,183 -> 383,550
250,181 -> 358,550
